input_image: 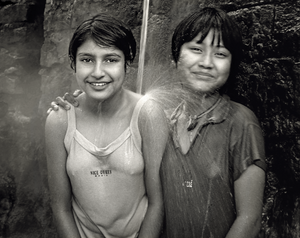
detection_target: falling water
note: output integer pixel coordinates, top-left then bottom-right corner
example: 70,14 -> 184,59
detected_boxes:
136,0 -> 150,94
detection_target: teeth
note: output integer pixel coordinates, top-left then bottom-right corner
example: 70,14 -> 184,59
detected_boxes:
91,82 -> 107,86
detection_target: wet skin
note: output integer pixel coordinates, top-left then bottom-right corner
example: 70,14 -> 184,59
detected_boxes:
177,29 -> 232,94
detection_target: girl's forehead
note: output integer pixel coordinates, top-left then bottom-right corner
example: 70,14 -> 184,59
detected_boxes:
76,42 -> 123,58
78,39 -> 113,51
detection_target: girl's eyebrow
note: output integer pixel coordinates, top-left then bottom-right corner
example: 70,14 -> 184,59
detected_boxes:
77,52 -> 93,57
76,52 -> 122,58
105,53 -> 122,58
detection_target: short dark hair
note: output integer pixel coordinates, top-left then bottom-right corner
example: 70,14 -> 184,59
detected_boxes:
69,14 -> 136,70
171,7 -> 242,92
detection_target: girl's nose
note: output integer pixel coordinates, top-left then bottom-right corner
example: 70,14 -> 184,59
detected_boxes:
91,62 -> 105,78
198,52 -> 213,68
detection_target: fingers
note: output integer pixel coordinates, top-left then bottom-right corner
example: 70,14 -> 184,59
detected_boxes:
46,91 -> 77,114
56,96 -> 71,110
47,108 -> 53,115
63,93 -> 79,107
73,89 -> 83,97
52,101 -> 60,110
47,101 -> 60,114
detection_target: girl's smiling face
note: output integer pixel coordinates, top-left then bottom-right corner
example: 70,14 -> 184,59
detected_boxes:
75,38 -> 126,102
178,29 -> 232,94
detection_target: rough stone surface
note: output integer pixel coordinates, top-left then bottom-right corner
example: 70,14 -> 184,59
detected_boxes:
0,0 -> 299,237
0,0 -> 50,237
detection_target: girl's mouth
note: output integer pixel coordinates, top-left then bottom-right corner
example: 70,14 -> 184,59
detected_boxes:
89,82 -> 110,86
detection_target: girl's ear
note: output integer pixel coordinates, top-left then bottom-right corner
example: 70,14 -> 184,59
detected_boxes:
70,55 -> 76,72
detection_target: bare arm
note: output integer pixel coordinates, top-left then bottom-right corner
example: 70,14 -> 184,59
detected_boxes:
45,110 -> 81,238
225,164 -> 265,238
138,100 -> 169,238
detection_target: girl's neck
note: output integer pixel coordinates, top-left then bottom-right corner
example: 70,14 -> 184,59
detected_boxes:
186,91 -> 221,116
82,88 -> 127,118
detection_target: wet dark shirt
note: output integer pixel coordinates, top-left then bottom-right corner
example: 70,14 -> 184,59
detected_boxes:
160,95 -> 266,238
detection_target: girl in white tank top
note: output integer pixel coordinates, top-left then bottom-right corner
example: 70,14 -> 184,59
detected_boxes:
45,14 -> 168,238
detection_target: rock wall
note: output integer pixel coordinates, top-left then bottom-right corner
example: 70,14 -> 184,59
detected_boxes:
225,2 -> 300,237
0,0 -> 52,237
0,0 -> 299,237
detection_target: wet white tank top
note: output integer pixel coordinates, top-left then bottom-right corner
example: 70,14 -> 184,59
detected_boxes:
64,96 -> 150,238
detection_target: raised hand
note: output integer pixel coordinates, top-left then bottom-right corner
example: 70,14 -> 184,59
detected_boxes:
47,90 -> 83,114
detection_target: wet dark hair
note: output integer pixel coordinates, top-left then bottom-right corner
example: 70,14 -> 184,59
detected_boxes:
69,14 -> 136,70
171,7 -> 243,93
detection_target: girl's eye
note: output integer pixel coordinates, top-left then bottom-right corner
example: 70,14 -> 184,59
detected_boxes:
216,52 -> 225,57
81,58 -> 93,63
105,58 -> 119,63
190,48 -> 202,53
215,52 -> 228,58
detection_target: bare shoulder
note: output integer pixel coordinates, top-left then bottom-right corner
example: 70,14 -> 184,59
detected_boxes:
45,104 -> 68,164
45,107 -> 68,135
141,97 -> 164,117
125,89 -> 167,126
138,96 -> 169,135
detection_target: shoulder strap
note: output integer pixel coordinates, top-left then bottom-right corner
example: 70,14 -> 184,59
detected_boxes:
130,95 -> 151,153
64,104 -> 76,152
